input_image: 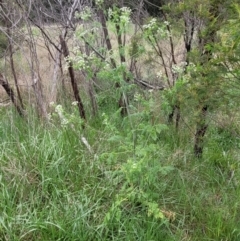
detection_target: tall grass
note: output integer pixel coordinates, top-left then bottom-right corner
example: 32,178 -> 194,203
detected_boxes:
0,104 -> 240,241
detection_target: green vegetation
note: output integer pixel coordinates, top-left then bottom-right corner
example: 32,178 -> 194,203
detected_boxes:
0,32 -> 8,57
1,1 -> 240,240
0,94 -> 240,240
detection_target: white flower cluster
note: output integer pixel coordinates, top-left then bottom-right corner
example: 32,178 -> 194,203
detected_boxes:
108,8 -> 113,19
164,21 -> 170,26
49,101 -> 55,107
156,71 -> 163,78
172,62 -> 189,74
157,27 -> 168,37
121,6 -> 131,13
75,55 -> 87,70
73,52 -> 95,70
143,18 -> 169,38
188,62 -> 197,71
134,92 -> 142,102
172,64 -> 184,74
102,113 -> 109,126
78,7 -> 92,21
73,46 -> 80,55
120,7 -> 131,25
143,18 -> 157,31
72,101 -> 78,106
55,105 -> 69,126
103,63 -> 110,70
96,0 -> 104,6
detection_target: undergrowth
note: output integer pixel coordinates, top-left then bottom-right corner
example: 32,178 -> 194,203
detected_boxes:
0,104 -> 240,241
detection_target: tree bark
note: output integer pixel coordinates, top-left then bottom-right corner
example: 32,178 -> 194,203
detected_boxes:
115,23 -> 129,117
25,21 -> 49,121
194,105 -> 208,158
59,35 -> 86,121
8,36 -> 24,110
5,12 -> 24,111
0,73 -> 24,117
97,8 -> 116,69
49,48 -> 61,103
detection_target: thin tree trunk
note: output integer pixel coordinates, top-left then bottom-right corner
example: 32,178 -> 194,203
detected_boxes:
175,105 -> 180,129
168,104 -> 180,128
115,23 -> 129,117
194,105 -> 208,158
0,73 -> 24,117
168,108 -> 175,124
49,49 -> 61,103
32,74 -> 48,120
97,8 -> 116,68
59,35 -> 86,121
25,22 -> 49,120
8,39 -> 24,109
6,21 -> 24,110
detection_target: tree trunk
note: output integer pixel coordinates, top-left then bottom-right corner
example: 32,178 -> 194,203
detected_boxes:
32,75 -> 48,120
97,8 -> 116,68
24,20 -> 49,121
0,73 -> 24,117
168,104 -> 180,129
175,105 -> 181,129
49,48 -> 61,103
59,35 -> 86,121
194,105 -> 208,158
6,18 -> 24,110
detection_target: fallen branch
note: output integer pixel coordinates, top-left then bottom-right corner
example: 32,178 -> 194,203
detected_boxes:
134,78 -> 165,90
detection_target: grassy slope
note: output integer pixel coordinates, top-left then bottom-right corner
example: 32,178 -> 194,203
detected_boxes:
0,101 -> 240,241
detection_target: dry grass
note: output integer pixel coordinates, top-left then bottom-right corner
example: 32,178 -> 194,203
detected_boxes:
0,22 -> 187,108
0,25 -> 70,108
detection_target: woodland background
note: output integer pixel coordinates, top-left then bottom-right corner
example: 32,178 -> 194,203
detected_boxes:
0,0 -> 240,240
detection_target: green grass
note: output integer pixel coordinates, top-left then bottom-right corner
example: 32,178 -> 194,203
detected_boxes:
0,105 -> 240,241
